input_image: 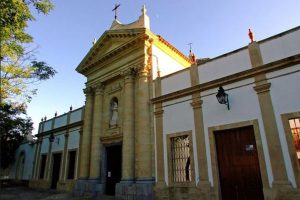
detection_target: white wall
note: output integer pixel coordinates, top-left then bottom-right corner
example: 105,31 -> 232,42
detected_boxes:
161,70 -> 191,95
198,49 -> 251,84
51,132 -> 65,152
260,29 -> 300,64
54,115 -> 68,129
266,65 -> 300,187
10,143 -> 36,180
162,96 -> 199,185
43,120 -> 52,132
41,138 -> 50,154
68,128 -> 80,149
152,45 -> 187,80
70,109 -> 83,124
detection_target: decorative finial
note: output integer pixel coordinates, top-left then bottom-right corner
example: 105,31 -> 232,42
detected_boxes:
44,116 -> 47,121
188,43 -> 196,63
70,105 -> 73,111
55,112 -> 57,117
142,5 -> 147,15
92,38 -> 97,45
248,28 -> 254,43
41,118 -> 44,122
112,3 -> 121,20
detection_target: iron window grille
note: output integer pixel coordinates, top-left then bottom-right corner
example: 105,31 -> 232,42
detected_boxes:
170,135 -> 192,183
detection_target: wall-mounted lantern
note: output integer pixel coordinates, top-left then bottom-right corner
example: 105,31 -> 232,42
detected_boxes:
216,86 -> 230,110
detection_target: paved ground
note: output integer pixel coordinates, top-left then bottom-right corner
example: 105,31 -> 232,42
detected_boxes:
0,187 -> 115,200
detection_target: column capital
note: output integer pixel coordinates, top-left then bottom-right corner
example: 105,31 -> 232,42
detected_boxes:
254,82 -> 271,94
190,99 -> 203,109
64,132 -> 69,138
94,83 -> 104,95
83,86 -> 94,96
121,68 -> 136,83
137,65 -> 150,78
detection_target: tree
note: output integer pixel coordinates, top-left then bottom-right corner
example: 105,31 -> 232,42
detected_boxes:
0,0 -> 56,169
0,0 -> 56,103
0,103 -> 33,169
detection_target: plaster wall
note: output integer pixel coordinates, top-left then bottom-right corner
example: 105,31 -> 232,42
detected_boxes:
260,29 -> 300,64
161,70 -> 191,95
41,138 -> 50,154
69,108 -> 83,124
43,120 -> 52,132
162,96 -> 199,186
68,128 -> 80,149
51,132 -> 65,152
152,46 -> 187,80
198,48 -> 251,84
9,143 -> 36,180
54,115 -> 68,129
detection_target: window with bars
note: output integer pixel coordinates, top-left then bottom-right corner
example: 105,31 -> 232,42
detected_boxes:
170,135 -> 192,183
289,118 -> 300,160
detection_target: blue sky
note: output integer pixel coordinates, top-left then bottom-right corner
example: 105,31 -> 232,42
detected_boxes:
27,0 -> 300,134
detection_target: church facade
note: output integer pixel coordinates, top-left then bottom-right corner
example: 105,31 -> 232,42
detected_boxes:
8,6 -> 300,200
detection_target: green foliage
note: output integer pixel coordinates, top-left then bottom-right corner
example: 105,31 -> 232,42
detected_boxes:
0,102 -> 33,169
0,0 -> 56,103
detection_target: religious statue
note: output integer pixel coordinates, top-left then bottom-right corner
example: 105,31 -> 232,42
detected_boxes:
248,29 -> 254,43
109,100 -> 118,127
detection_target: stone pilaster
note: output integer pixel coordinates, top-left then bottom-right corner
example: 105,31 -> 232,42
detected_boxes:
154,76 -> 165,184
121,70 -> 135,181
45,139 -> 53,180
248,42 -> 292,196
135,67 -> 152,180
33,140 -> 42,179
153,75 -> 168,199
89,83 -> 104,179
61,132 -> 69,180
189,64 -> 211,199
79,87 -> 94,179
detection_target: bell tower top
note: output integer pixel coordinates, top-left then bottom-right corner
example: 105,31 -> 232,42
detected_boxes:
110,5 -> 150,30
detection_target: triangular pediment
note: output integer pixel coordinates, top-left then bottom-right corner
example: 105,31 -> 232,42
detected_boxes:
76,29 -> 146,74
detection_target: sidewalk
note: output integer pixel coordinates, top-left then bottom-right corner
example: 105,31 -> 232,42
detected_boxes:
0,187 -> 115,200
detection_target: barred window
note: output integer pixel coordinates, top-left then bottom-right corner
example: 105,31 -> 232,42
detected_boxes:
289,118 -> 300,160
170,135 -> 192,183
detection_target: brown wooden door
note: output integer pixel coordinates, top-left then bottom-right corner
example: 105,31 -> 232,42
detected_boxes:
105,145 -> 122,195
214,126 -> 264,200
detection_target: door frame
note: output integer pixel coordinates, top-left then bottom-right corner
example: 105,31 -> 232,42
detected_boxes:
208,120 -> 268,199
104,143 -> 122,195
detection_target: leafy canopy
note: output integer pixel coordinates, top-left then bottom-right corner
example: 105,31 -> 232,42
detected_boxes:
0,0 -> 56,103
0,0 -> 55,169
0,102 -> 33,169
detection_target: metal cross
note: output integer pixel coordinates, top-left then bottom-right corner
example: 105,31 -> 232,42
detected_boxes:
112,3 -> 121,20
187,43 -> 193,53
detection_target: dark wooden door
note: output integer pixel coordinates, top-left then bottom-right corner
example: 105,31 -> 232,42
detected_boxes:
214,126 -> 264,200
51,153 -> 62,189
106,145 -> 122,195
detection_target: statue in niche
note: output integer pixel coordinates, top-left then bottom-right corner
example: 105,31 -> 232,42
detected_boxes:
109,98 -> 118,128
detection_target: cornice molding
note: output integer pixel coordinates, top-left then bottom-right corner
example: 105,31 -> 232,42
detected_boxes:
151,54 -> 300,104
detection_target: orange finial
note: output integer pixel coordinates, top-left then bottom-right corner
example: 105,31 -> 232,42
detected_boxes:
248,29 -> 254,43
